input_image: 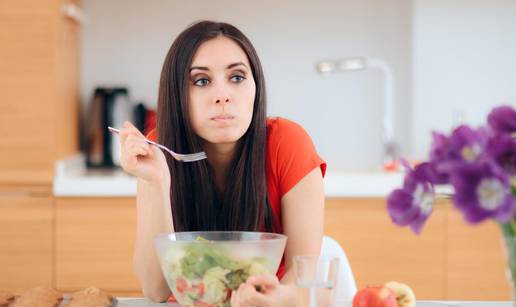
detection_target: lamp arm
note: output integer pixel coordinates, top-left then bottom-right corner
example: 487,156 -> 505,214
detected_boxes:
367,57 -> 396,146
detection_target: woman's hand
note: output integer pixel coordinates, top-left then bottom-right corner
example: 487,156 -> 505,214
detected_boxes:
119,121 -> 169,184
230,275 -> 296,307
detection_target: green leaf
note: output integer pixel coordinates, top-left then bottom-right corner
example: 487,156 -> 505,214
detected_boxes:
225,268 -> 249,290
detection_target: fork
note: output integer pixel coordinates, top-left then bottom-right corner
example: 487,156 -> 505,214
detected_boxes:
108,127 -> 207,162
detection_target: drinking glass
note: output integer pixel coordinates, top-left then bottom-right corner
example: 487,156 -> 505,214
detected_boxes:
294,255 -> 340,307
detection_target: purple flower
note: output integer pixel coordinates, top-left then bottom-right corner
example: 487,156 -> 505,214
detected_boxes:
488,105 -> 516,134
448,125 -> 489,163
430,132 -> 452,163
487,133 -> 516,175
387,105 -> 516,234
387,163 -> 435,234
429,126 -> 490,183
428,133 -> 452,184
430,125 -> 489,165
450,161 -> 515,224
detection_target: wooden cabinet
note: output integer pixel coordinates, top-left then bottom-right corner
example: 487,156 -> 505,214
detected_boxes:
55,197 -> 142,296
0,188 -> 510,299
0,0 -> 79,185
325,198 -> 446,299
0,0 -> 80,294
325,197 -> 512,300
0,187 -> 53,293
446,208 -> 511,300
2,191 -> 510,298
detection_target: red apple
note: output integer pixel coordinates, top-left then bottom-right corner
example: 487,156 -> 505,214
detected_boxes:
353,286 -> 398,307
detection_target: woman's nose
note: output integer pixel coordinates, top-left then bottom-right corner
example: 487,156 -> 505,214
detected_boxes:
215,97 -> 230,104
213,81 -> 231,104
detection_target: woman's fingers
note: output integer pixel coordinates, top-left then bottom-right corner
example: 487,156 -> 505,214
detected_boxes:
231,274 -> 281,306
128,144 -> 150,157
127,135 -> 151,151
122,120 -> 140,132
116,122 -> 168,182
124,135 -> 151,153
120,121 -> 144,143
233,283 -> 269,307
230,287 -> 240,307
247,274 -> 280,291
120,133 -> 153,172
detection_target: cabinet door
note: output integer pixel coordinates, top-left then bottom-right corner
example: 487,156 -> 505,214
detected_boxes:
0,192 -> 53,293
446,207 -> 511,299
0,0 -> 60,185
56,0 -> 80,160
324,198 -> 446,299
0,0 -> 80,185
55,197 -> 141,295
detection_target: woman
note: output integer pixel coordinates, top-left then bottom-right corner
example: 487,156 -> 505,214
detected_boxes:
119,20 -> 326,307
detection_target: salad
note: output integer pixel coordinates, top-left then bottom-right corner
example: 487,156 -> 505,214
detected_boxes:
161,237 -> 270,307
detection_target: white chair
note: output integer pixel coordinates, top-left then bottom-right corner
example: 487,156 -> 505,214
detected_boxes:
321,235 -> 357,301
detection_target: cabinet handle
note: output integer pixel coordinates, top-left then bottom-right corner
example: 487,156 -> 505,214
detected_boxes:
61,3 -> 87,24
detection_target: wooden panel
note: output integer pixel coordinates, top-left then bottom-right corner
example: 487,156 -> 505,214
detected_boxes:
446,207 -> 512,300
0,0 -> 80,184
324,198 -> 446,300
0,193 -> 53,293
56,197 -> 141,292
0,0 -> 57,14
0,184 -> 52,195
56,0 -> 80,160
0,0 -> 58,184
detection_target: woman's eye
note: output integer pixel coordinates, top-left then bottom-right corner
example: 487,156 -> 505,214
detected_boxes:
193,78 -> 210,87
230,75 -> 246,83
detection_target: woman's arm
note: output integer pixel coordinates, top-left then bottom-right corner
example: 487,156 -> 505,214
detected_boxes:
118,122 -> 174,302
280,166 -> 325,284
231,166 -> 325,307
133,177 -> 174,302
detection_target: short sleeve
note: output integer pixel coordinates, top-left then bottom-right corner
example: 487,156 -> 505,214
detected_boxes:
267,118 -> 326,197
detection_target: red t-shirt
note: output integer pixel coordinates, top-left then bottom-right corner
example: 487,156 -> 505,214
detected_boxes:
147,117 -> 326,282
263,117 -> 326,279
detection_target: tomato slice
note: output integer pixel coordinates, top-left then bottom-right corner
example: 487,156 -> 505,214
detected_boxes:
175,277 -> 188,294
194,301 -> 213,307
190,282 -> 205,297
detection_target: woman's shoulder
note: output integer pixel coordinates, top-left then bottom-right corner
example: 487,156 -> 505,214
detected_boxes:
265,116 -> 319,162
266,116 -> 301,128
265,117 -> 326,196
266,117 -> 309,143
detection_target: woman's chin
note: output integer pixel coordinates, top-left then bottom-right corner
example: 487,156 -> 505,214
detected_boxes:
203,132 -> 243,145
210,137 -> 240,145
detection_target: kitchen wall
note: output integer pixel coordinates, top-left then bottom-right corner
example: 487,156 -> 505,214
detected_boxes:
412,0 -> 516,159
81,0 -> 412,172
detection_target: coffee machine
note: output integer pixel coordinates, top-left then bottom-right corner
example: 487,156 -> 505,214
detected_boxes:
85,87 -> 131,168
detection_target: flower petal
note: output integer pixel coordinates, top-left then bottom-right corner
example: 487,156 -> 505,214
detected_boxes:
450,161 -> 514,224
387,189 -> 419,226
488,105 -> 516,134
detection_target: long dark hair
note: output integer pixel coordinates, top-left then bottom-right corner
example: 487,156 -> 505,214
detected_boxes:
156,21 -> 274,232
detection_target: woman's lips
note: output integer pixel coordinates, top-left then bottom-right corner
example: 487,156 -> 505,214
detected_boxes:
211,114 -> 235,121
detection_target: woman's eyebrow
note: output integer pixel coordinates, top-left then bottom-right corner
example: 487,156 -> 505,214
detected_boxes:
190,62 -> 248,72
227,62 -> 248,70
190,66 -> 209,72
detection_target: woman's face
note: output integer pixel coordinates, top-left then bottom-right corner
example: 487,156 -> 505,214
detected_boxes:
188,36 -> 256,146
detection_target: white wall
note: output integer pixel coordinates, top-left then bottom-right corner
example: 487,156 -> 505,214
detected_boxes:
81,0 -> 412,172
412,0 -> 516,159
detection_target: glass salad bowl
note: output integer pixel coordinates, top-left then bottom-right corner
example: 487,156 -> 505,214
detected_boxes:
154,231 -> 287,307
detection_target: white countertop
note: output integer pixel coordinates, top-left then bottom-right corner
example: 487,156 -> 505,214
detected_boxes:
52,155 -> 414,198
